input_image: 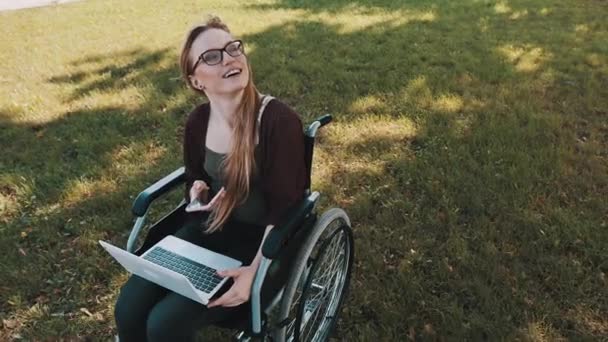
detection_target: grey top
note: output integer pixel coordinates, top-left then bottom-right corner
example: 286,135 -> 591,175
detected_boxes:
204,146 -> 268,226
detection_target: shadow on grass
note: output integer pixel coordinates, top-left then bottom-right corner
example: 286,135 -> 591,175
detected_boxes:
248,0 -> 438,12
0,46 -> 199,338
1,0 -> 607,339
241,2 -> 607,339
48,48 -> 175,102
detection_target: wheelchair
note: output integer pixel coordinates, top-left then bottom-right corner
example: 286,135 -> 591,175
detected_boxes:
123,114 -> 354,341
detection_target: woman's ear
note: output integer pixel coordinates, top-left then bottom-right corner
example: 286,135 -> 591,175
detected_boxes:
189,76 -> 204,90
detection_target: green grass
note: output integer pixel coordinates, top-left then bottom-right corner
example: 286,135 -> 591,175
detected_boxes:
1,0 -> 607,340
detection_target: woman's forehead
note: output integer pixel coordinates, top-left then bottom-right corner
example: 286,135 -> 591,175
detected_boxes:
191,28 -> 233,55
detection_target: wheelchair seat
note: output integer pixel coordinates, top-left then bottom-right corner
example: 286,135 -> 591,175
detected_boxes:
123,114 -> 354,341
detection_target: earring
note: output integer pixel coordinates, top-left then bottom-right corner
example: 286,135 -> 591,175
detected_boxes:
195,81 -> 205,90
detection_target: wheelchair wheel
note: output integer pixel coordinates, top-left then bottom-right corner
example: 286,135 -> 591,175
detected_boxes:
273,208 -> 354,342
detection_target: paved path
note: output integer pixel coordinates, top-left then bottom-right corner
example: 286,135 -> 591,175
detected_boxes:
0,0 -> 81,12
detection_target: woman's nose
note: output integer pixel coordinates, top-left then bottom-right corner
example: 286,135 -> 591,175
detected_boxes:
222,51 -> 237,66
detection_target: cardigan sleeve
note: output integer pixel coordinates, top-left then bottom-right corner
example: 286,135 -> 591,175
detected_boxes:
261,102 -> 308,226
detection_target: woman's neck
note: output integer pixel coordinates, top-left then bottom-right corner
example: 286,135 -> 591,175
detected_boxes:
208,90 -> 245,125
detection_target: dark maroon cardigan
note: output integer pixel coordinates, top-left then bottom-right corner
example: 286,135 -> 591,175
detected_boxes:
183,99 -> 308,227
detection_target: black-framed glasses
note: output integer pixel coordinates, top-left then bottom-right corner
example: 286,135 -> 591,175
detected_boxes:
191,40 -> 244,72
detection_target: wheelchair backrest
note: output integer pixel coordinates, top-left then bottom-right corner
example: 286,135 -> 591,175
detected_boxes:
303,114 -> 332,191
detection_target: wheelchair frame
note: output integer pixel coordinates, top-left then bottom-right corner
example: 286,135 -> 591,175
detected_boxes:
124,114 -> 354,341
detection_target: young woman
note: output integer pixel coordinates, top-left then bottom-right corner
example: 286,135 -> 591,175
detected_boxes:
114,16 -> 307,341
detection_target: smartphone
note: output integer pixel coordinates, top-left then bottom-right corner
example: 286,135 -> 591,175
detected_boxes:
185,187 -> 225,212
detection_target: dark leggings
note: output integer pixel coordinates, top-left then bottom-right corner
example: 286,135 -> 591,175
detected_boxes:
114,216 -> 265,342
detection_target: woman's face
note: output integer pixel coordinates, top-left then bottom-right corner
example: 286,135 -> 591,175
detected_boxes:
189,28 -> 249,96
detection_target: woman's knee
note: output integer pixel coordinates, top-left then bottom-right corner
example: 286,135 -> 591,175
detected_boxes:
114,289 -> 143,333
146,306 -> 195,341
114,275 -> 165,337
145,293 -> 213,341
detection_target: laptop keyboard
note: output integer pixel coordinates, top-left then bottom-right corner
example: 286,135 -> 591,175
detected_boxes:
143,247 -> 223,293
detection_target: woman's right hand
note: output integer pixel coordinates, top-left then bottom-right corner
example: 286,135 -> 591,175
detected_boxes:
189,180 -> 209,203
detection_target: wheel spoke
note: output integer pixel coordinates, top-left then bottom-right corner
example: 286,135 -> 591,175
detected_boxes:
298,229 -> 350,341
314,233 -> 345,289
311,234 -> 342,286
278,211 -> 353,342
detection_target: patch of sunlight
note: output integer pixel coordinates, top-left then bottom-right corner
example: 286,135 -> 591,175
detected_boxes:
314,116 -> 416,188
431,94 -> 464,113
539,68 -> 557,84
478,16 -> 490,33
341,160 -> 385,175
163,91 -> 191,113
72,85 -> 147,112
509,10 -> 528,20
0,193 -> 19,222
327,116 -> 417,148
309,149 -> 332,189
418,11 -> 437,22
311,148 -> 385,192
575,24 -> 589,33
3,303 -> 50,339
310,8 -> 436,34
402,75 -> 433,108
111,141 -> 167,175
62,141 -> 166,206
349,95 -> 387,114
569,305 -> 608,337
1,87 -> 65,126
399,76 -> 485,114
585,53 -> 604,68
520,321 -> 566,341
497,44 -> 551,72
494,1 -> 511,14
466,98 -> 486,112
281,23 -> 301,40
31,203 -> 62,222
230,9 -> 309,36
454,116 -> 473,136
0,175 -> 32,222
540,8 -> 551,16
63,177 -> 119,206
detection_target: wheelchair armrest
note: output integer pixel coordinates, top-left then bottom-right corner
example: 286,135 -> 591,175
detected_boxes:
251,192 -> 319,334
131,167 -> 186,217
262,191 -> 319,259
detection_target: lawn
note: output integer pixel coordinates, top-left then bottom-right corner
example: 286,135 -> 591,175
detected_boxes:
1,0 -> 607,340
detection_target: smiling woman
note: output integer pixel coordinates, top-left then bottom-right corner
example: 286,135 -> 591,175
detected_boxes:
113,15 -> 308,342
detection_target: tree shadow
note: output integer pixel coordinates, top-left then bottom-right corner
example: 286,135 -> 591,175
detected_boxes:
239,2 -> 607,340
248,0 -> 434,12
47,48 -> 175,102
0,46 -> 201,338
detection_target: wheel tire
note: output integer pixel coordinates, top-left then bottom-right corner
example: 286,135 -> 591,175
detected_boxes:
272,208 -> 354,342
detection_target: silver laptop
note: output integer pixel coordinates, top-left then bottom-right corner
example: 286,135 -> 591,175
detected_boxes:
99,235 -> 242,305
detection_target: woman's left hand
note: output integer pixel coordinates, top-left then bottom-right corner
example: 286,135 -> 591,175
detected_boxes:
207,265 -> 256,308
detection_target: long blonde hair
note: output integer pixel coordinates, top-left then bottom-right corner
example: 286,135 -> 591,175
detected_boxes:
180,16 -> 261,233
